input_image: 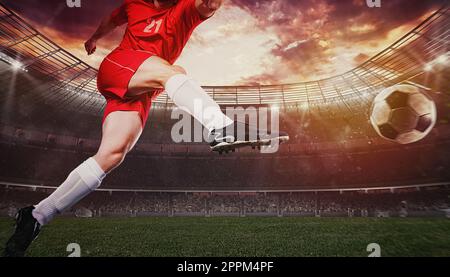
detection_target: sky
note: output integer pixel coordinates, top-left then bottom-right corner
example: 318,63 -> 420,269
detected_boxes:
2,0 -> 446,86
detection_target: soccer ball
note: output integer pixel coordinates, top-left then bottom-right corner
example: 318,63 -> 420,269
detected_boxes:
370,84 -> 437,144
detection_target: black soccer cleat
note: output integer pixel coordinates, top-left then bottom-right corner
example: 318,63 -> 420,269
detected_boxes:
3,206 -> 41,257
208,121 -> 289,153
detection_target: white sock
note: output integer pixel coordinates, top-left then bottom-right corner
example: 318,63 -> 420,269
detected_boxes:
32,157 -> 106,225
165,74 -> 233,131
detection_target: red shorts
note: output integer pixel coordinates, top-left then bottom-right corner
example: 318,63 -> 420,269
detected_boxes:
97,48 -> 164,127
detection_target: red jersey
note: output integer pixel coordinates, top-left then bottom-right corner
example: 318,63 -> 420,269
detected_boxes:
110,0 -> 207,64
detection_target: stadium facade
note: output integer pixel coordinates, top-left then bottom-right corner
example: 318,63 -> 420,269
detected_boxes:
0,3 -> 449,195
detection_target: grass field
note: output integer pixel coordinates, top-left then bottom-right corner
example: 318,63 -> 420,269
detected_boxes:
1,217 -> 449,257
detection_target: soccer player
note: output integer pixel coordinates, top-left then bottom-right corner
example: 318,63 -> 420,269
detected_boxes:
3,0 -> 288,256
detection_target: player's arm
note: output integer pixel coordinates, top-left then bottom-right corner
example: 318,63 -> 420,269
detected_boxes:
195,0 -> 222,19
85,5 -> 127,55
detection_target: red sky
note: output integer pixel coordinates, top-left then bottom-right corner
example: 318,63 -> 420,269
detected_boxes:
2,0 -> 446,85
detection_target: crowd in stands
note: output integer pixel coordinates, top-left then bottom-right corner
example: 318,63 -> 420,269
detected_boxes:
1,186 -> 448,218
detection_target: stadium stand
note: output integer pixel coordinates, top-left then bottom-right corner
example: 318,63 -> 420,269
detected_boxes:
1,186 -> 448,218
0,3 -> 449,215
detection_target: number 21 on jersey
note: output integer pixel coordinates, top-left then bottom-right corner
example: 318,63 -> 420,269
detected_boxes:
144,18 -> 162,34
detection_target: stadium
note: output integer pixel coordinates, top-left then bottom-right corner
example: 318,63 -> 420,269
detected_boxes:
0,2 -> 449,257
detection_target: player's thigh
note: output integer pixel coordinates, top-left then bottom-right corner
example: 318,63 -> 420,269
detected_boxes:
96,111 -> 142,169
128,56 -> 186,97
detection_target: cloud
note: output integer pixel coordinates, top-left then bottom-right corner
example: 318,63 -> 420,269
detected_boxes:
3,0 -> 124,67
3,0 -> 122,36
229,0 -> 445,83
3,0 -> 447,85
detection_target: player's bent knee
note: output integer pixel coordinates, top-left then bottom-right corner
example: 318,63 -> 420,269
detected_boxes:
109,145 -> 128,164
159,65 -> 186,86
172,65 -> 186,75
139,65 -> 186,89
95,147 -> 128,172
109,152 -> 127,168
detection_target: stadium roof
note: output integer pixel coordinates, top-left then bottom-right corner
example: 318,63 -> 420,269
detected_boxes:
0,4 -> 449,114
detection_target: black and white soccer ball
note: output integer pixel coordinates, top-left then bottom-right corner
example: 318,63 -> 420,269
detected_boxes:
370,84 -> 437,144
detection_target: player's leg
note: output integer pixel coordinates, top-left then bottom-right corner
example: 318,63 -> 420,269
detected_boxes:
128,55 -> 233,132
93,111 -> 142,173
128,56 -> 289,151
32,111 -> 142,225
3,111 -> 142,257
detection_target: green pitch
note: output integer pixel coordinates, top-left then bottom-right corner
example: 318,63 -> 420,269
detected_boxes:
1,217 -> 449,257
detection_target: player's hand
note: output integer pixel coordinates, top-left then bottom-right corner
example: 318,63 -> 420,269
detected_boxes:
202,0 -> 222,10
84,38 -> 97,55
